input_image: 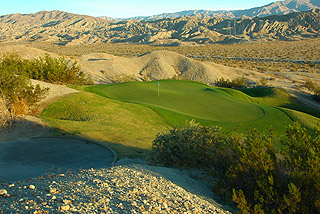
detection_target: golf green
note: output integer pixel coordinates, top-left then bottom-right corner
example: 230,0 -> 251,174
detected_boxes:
85,80 -> 264,123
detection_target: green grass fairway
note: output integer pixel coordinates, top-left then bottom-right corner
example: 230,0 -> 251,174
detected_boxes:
85,80 -> 264,122
42,80 -> 319,159
41,92 -> 169,158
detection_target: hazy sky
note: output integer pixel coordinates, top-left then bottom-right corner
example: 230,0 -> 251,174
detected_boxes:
1,0 -> 276,18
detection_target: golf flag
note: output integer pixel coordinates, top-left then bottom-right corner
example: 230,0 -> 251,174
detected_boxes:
158,81 -> 160,86
158,81 -> 160,96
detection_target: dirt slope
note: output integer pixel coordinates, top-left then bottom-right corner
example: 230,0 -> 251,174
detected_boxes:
77,50 -> 268,84
0,44 -> 59,59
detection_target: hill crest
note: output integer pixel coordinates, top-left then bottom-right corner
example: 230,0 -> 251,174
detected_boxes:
0,9 -> 320,45
99,0 -> 320,21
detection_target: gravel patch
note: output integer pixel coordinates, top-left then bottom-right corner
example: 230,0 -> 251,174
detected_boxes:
0,164 -> 232,213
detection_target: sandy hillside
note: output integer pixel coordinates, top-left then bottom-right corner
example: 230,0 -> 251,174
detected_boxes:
30,79 -> 79,104
76,50 -> 270,84
0,44 -> 60,59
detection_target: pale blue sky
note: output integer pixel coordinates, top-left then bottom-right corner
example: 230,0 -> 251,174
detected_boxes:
1,0 -> 276,18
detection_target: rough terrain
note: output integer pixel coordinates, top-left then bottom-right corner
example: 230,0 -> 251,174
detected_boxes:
0,161 -> 233,213
0,9 -> 319,45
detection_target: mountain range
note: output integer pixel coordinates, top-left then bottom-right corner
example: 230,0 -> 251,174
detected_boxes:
0,0 -> 319,45
100,0 -> 320,20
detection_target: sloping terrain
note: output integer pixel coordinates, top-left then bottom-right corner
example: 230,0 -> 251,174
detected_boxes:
0,44 -> 59,59
0,163 -> 232,213
0,9 -> 319,45
77,50 -> 268,84
41,80 -> 319,160
0,44 -> 318,107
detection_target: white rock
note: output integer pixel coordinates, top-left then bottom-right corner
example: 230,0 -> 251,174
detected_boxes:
49,188 -> 58,194
29,185 -> 36,190
60,205 -> 70,211
0,189 -> 7,195
63,199 -> 71,204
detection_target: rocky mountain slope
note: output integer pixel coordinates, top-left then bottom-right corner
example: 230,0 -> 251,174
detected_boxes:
107,0 -> 320,20
0,9 -> 319,45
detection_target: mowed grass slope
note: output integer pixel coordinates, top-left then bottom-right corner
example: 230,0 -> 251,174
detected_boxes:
84,80 -> 301,134
42,80 -> 319,158
85,80 -> 264,122
41,92 -> 169,158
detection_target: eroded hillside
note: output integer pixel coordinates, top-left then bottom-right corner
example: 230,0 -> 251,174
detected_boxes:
0,9 -> 319,45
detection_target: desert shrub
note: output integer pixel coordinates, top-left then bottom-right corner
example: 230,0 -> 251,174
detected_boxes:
215,77 -> 248,88
257,77 -> 268,87
151,121 -> 233,169
27,54 -> 88,85
0,53 -> 90,85
0,97 -> 12,128
112,74 -> 139,83
152,122 -> 320,213
281,123 -> 320,213
228,129 -> 301,213
304,79 -> 320,102
0,54 -> 49,115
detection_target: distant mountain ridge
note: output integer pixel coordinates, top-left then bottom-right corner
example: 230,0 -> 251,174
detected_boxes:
0,9 -> 319,45
99,0 -> 320,21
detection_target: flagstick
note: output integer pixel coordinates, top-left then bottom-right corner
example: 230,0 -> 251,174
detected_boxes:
158,82 -> 160,96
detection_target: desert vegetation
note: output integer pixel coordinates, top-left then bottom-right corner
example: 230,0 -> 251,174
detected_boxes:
32,38 -> 320,74
304,79 -> 320,102
0,53 -> 90,124
1,53 -> 89,85
214,77 -> 248,88
151,121 -> 320,213
0,54 -> 48,117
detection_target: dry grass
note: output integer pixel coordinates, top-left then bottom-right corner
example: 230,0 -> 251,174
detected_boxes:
0,97 -> 12,128
30,39 -> 320,60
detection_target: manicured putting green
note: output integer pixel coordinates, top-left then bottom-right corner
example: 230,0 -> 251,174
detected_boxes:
85,80 -> 264,122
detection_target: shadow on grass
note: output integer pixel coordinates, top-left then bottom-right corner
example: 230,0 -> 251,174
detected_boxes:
44,126 -> 150,160
240,87 -> 320,118
239,87 -> 276,97
1,119 -> 236,212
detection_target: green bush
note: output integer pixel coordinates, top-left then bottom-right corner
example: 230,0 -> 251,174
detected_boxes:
151,121 -> 231,169
0,55 -> 48,115
27,54 -> 88,85
151,122 -> 320,213
281,123 -> 320,213
0,53 -> 90,85
0,53 -> 92,116
228,129 -> 300,213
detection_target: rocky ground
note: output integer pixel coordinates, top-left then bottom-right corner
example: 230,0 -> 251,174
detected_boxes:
0,160 -> 233,214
